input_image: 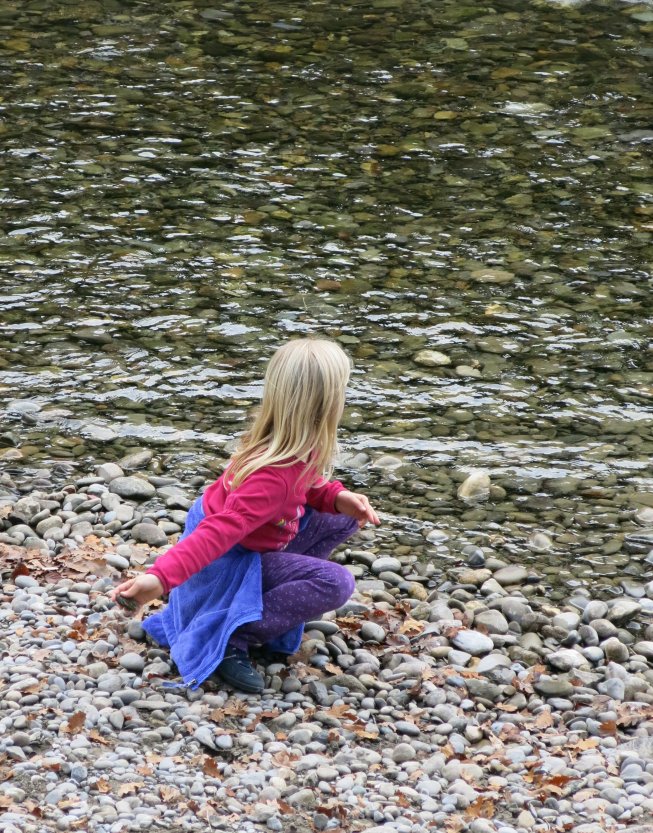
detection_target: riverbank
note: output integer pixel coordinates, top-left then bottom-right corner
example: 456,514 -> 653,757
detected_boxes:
1,462 -> 653,833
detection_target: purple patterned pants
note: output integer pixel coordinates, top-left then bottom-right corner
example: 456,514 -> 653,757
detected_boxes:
230,510 -> 358,650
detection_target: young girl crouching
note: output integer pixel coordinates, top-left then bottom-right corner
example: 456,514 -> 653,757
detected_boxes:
111,338 -> 379,693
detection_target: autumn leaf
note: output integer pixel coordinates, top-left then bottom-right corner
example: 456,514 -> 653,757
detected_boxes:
58,796 -> 80,809
61,711 -> 86,734
10,562 -> 30,581
398,617 -> 424,636
465,795 -> 495,819
223,700 -> 250,718
599,721 -> 618,737
534,710 -> 554,729
68,619 -> 88,640
136,764 -> 154,776
197,803 -> 218,821
88,730 -> 111,745
117,782 -> 143,797
334,616 -> 361,634
160,786 -> 182,802
203,757 -> 220,778
326,704 -> 357,720
94,778 -> 111,793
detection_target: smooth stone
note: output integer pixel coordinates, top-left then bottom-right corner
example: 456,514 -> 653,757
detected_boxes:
360,622 -> 387,643
119,449 -> 154,470
451,630 -> 494,656
119,653 -> 145,673
607,599 -> 642,625
493,566 -> 528,586
547,649 -> 587,671
131,522 -> 168,547
534,678 -> 574,697
414,349 -> 451,367
109,477 -> 156,500
97,463 -> 124,482
371,557 -> 402,574
457,471 -> 491,502
474,610 -> 509,635
633,641 -> 653,660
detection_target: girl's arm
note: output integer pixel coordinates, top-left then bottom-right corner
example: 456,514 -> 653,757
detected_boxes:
305,477 -> 347,513
145,469 -> 289,593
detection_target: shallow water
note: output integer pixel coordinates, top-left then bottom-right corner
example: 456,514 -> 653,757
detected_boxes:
1,0 -> 652,593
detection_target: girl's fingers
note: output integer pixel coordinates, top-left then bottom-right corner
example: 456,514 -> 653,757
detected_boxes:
110,581 -> 133,600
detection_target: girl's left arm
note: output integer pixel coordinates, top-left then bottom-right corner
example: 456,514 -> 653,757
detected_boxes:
305,478 -> 347,513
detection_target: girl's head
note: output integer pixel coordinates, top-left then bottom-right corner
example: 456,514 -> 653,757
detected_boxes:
228,338 -> 351,488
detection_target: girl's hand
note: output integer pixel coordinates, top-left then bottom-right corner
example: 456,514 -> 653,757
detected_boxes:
335,490 -> 380,528
110,574 -> 164,612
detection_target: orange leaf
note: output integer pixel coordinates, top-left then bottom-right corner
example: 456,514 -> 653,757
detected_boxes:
465,795 -> 495,819
88,730 -> 111,746
599,720 -> 618,737
61,711 -> 86,734
203,757 -> 221,778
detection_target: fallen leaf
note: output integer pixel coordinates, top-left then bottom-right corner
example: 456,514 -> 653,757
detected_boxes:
61,711 -> 86,734
160,785 -> 182,802
117,782 -> 143,796
203,757 -> 220,778
68,619 -> 88,641
197,803 -> 218,821
94,778 -> 111,794
465,795 -> 495,819
88,729 -> 111,746
534,710 -> 554,729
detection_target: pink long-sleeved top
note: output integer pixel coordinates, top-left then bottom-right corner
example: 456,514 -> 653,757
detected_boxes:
147,461 -> 346,593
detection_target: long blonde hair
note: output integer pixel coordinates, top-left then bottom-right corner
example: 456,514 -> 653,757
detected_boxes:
227,338 -> 351,490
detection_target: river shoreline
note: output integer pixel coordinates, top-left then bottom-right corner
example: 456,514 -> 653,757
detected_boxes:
1,462 -> 653,832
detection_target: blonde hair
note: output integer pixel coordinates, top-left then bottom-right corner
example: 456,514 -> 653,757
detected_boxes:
227,338 -> 351,490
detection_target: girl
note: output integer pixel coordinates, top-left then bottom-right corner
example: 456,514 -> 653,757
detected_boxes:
111,338 -> 379,694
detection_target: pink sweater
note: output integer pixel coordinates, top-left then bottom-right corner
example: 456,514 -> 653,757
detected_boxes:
147,461 -> 346,593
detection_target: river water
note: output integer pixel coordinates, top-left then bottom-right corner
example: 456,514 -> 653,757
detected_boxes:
1,0 -> 652,600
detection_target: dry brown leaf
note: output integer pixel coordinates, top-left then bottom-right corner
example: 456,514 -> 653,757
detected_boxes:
160,786 -> 182,802
334,616 -> 361,634
136,764 -> 154,776
203,757 -> 220,778
94,778 -> 111,794
197,803 -> 218,821
58,796 -> 80,809
398,617 -> 424,635
326,704 -> 357,720
68,619 -> 88,641
117,782 -> 143,796
599,720 -> 618,737
465,795 -> 495,819
61,711 -> 86,734
534,710 -> 554,729
443,814 -> 465,832
223,700 -> 250,718
88,729 -> 111,746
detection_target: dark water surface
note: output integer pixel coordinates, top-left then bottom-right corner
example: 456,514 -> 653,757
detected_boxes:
1,0 -> 652,595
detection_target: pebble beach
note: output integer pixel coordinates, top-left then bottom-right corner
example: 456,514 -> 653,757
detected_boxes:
2,458 -> 653,833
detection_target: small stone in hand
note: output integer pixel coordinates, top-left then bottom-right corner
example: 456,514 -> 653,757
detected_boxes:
116,595 -> 139,611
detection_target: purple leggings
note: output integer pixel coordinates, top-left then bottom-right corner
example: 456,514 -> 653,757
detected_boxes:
230,510 -> 358,650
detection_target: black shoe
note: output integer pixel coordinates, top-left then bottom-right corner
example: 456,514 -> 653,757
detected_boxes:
251,645 -> 289,665
215,647 -> 264,694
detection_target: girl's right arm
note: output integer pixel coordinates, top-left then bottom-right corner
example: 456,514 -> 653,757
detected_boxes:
144,468 -> 289,593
